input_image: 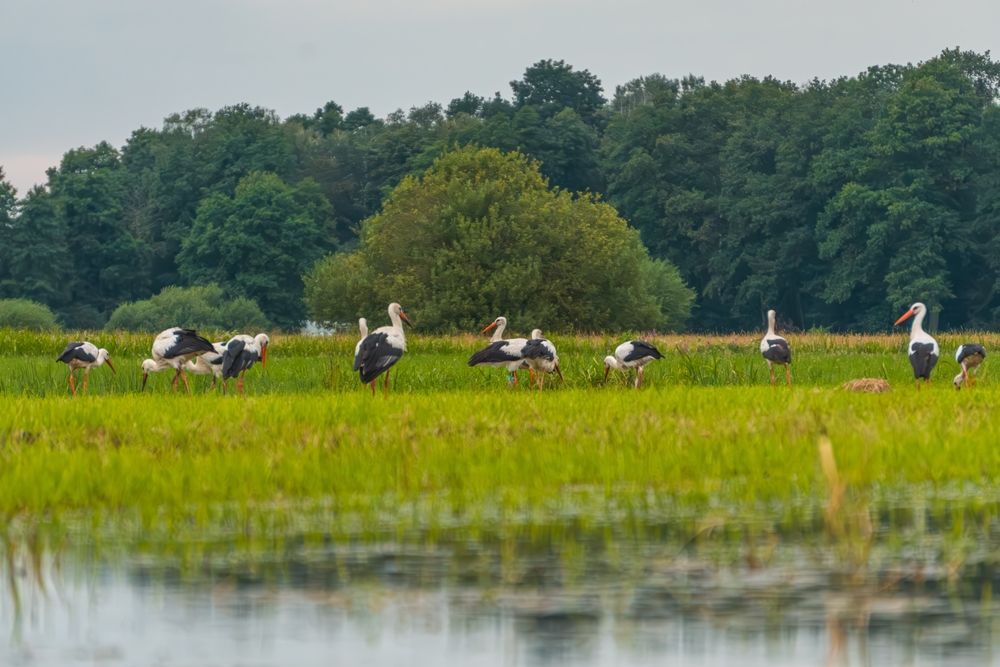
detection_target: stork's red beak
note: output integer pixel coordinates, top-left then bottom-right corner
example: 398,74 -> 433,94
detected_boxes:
603,365 -> 610,383
894,309 -> 915,326
261,344 -> 267,368
400,311 -> 413,327
105,358 -> 116,375
141,372 -> 149,392
482,321 -> 498,334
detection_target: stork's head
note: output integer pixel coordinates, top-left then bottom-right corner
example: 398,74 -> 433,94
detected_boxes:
387,302 -> 412,327
482,316 -> 506,334
98,348 -> 116,374
602,355 -> 618,382
530,329 -> 543,340
894,302 -> 927,326
953,372 -> 964,390
140,358 -> 158,391
255,333 -> 270,367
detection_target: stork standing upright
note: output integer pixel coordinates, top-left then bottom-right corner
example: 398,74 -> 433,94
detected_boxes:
604,340 -> 663,388
354,302 -> 412,395
141,328 -> 216,393
353,317 -> 368,370
894,302 -> 939,388
759,309 -> 792,386
57,341 -> 116,395
184,341 -> 227,389
521,330 -> 563,390
221,333 -> 270,394
467,316 -> 534,385
953,343 -> 986,390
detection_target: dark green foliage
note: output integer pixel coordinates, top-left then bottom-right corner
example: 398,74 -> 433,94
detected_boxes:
0,299 -> 59,331
177,172 -> 335,327
303,146 -> 692,332
105,284 -> 269,332
5,51 -> 1000,332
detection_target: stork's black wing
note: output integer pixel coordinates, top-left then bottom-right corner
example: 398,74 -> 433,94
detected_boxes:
468,341 -> 522,366
57,341 -> 95,364
909,343 -> 938,380
521,339 -> 554,361
957,343 -> 986,364
163,329 -> 216,359
222,338 -> 260,379
762,339 -> 791,365
623,340 -> 663,362
357,333 -> 403,384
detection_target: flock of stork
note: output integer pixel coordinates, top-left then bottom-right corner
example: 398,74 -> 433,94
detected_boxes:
55,300 -> 987,396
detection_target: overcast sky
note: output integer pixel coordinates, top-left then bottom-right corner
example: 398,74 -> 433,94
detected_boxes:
2,0 -> 997,195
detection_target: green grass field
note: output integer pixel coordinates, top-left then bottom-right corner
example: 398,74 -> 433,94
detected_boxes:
0,328 -> 997,564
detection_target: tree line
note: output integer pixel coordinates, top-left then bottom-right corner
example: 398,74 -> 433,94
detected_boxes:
1,49 -> 998,331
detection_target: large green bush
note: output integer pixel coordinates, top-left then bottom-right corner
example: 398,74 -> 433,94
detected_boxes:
0,299 -> 60,331
304,146 -> 693,332
106,285 -> 270,332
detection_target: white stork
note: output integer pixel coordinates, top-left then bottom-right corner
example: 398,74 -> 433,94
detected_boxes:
604,340 -> 663,388
953,343 -> 986,390
760,309 -> 792,386
521,330 -> 563,390
57,341 -> 116,395
894,302 -> 939,387
184,342 -> 227,389
467,316 -> 534,385
354,302 -> 412,395
221,333 -> 270,394
141,328 -> 216,392
353,317 -> 368,369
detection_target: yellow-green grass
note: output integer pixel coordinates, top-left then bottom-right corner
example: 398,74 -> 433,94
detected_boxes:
0,329 -> 997,556
1,329 -> 996,395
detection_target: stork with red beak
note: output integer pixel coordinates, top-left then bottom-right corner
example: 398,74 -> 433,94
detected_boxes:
57,341 -> 116,395
894,302 -> 939,387
953,343 -> 986,390
142,328 -> 216,393
467,316 -> 534,385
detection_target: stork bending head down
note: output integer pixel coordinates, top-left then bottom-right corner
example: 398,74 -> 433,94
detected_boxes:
57,341 -> 116,395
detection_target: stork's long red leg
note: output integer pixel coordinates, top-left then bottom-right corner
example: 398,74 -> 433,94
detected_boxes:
785,366 -> 792,387
369,380 -> 376,396
963,366 -> 970,388
181,370 -> 192,394
383,369 -> 391,396
172,368 -> 181,392
82,371 -> 90,394
769,366 -> 776,386
68,371 -> 77,396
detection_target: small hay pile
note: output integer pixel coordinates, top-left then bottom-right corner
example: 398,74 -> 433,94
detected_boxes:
841,378 -> 891,393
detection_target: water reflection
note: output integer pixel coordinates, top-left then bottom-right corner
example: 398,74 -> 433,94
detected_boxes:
1,497 -> 998,666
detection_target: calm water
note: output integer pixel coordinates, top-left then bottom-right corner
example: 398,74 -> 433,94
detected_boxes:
2,500 -> 998,666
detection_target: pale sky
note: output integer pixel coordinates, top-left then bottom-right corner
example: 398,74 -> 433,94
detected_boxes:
2,0 -> 997,195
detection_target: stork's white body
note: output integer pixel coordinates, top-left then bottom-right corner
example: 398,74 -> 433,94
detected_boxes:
185,342 -> 227,385
141,327 -> 216,392
521,330 -> 563,390
467,318 -> 540,385
354,303 -> 411,394
57,341 -> 115,395
895,303 -> 938,386
604,340 -> 663,388
759,309 -> 792,386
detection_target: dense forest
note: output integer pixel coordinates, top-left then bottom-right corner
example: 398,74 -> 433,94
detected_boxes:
1,48 -> 999,331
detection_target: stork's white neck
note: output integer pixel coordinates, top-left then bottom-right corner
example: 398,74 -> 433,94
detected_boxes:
359,318 -> 368,338
766,311 -> 776,336
491,319 -> 507,342
388,306 -> 405,334
909,308 -> 929,341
